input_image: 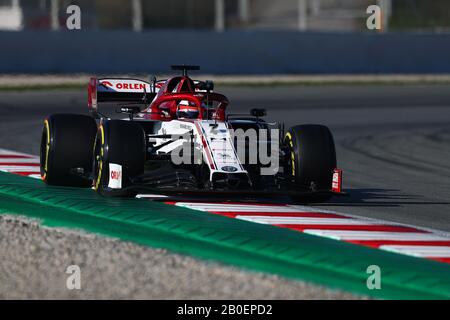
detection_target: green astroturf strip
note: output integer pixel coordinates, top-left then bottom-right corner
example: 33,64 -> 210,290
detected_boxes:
0,171 -> 449,299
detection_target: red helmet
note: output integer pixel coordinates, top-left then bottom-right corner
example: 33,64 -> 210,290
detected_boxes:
176,102 -> 199,119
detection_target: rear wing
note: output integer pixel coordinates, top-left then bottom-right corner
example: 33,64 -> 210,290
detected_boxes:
88,78 -> 157,114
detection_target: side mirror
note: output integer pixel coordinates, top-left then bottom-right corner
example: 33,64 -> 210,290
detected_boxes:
251,108 -> 266,117
204,80 -> 214,92
197,80 -> 214,92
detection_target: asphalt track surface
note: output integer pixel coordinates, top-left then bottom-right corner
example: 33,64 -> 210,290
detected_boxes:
0,84 -> 449,298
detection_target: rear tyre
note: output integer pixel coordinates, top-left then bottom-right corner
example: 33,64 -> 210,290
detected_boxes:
284,124 -> 337,203
93,120 -> 145,197
40,114 -> 97,187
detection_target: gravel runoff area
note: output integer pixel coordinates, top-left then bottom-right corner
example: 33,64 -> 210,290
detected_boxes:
1,74 -> 450,88
0,215 -> 364,300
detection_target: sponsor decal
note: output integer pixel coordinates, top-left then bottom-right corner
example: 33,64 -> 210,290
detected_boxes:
218,153 -> 231,159
100,81 -> 113,87
116,82 -> 147,90
108,163 -> 122,189
100,81 -> 146,90
221,166 -> 238,172
180,123 -> 191,130
332,169 -> 342,193
99,79 -> 150,92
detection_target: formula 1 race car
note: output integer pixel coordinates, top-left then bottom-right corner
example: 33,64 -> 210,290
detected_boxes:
40,65 -> 343,202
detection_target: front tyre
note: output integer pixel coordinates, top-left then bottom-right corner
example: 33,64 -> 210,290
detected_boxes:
40,114 -> 97,187
93,120 -> 145,197
284,124 -> 337,203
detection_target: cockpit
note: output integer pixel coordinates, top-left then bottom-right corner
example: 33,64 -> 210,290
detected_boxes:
146,75 -> 228,121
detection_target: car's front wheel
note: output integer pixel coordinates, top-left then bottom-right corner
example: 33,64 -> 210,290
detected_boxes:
93,120 -> 146,197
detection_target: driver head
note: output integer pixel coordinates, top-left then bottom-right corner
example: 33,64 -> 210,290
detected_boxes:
176,101 -> 199,119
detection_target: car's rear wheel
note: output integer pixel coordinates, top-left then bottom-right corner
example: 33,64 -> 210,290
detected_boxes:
40,114 -> 97,187
93,120 -> 146,197
284,124 -> 336,203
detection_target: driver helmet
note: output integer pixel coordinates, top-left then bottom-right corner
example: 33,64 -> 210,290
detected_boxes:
176,101 -> 199,119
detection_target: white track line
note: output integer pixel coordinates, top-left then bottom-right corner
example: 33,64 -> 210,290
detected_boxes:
0,158 -> 40,163
0,149 -> 41,176
325,210 -> 450,238
0,149 -> 36,157
175,203 -> 320,213
380,245 -> 450,258
236,216 -> 378,225
303,230 -> 449,241
0,166 -> 40,172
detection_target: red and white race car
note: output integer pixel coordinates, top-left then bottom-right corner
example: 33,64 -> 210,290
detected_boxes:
40,65 -> 343,202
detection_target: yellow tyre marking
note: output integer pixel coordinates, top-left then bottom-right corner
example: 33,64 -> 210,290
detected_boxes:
285,132 -> 295,176
285,132 -> 293,147
290,151 -> 295,176
94,125 -> 105,191
42,119 -> 50,181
